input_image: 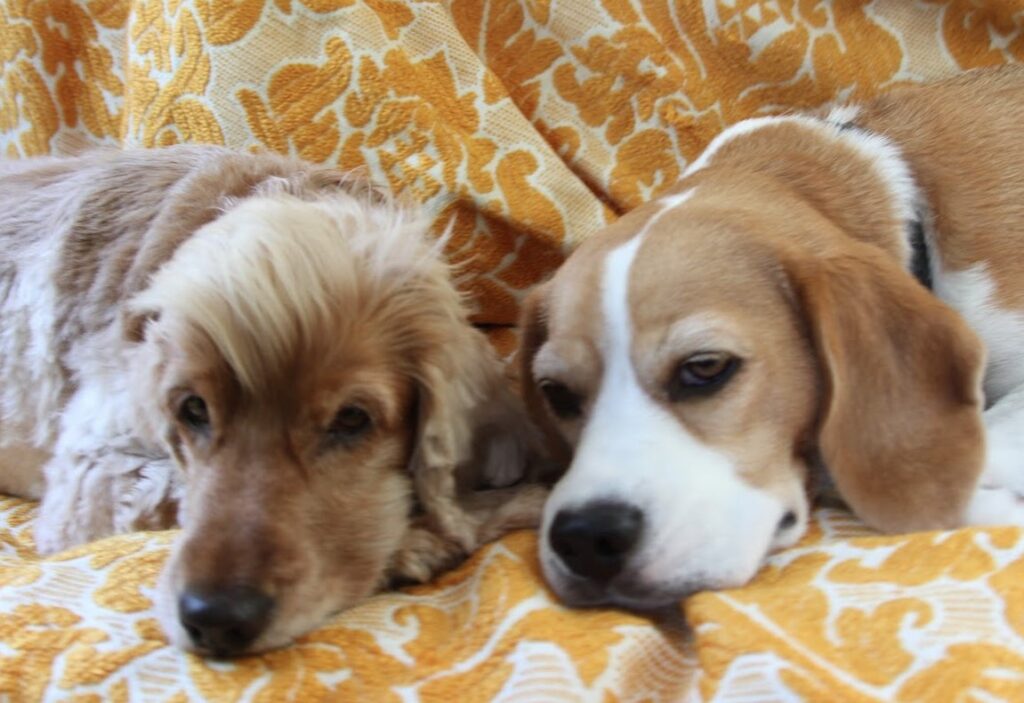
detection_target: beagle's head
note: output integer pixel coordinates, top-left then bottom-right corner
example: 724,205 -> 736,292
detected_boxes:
520,176 -> 985,610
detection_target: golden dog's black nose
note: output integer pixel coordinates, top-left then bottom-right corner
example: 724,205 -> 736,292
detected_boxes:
549,502 -> 643,582
178,585 -> 275,656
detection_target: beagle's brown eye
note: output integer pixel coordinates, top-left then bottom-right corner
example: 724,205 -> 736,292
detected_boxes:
669,352 -> 740,401
539,379 -> 583,420
178,395 -> 210,431
328,405 -> 372,442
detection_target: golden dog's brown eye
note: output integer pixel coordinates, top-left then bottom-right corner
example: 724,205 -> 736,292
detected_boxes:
539,379 -> 583,420
178,395 -> 210,430
778,511 -> 797,532
329,405 -> 372,442
669,352 -> 740,401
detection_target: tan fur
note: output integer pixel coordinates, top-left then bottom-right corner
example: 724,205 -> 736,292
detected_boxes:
523,68 -> 1024,562
0,445 -> 48,498
0,145 -> 546,654
518,286 -> 573,466
781,236 -> 984,530
853,65 -> 1024,308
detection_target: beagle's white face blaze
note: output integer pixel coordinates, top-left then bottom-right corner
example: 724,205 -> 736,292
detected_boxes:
530,191 -> 818,609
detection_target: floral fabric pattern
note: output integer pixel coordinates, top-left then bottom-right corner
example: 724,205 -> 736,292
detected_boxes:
2,1 -> 1024,700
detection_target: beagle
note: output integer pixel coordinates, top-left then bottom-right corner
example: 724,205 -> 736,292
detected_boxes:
520,65 -> 1024,609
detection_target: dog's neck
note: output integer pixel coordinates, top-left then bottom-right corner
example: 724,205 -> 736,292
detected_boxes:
822,110 -> 932,289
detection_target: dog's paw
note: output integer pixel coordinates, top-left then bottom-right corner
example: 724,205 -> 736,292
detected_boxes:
468,483 -> 550,544
32,516 -> 77,555
964,484 -> 1024,527
33,494 -> 109,555
480,432 -> 528,488
964,403 -> 1024,527
388,526 -> 466,585
112,457 -> 181,533
430,507 -> 480,553
980,390 -> 1024,494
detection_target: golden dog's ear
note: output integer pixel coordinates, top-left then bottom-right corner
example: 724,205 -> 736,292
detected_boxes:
785,241 -> 986,533
305,165 -> 395,206
517,284 -> 573,466
409,286 -> 541,551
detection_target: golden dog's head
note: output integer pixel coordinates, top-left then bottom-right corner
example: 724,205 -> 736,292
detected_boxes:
126,189 -> 522,655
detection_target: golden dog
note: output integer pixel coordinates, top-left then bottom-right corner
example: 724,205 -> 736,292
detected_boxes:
0,145 -> 545,655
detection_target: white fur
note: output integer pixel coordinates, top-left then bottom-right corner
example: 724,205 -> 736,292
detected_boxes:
825,103 -> 862,126
0,233 -> 65,448
34,323 -> 181,552
540,190 -> 791,606
932,263 -> 1024,525
0,180 -> 188,549
973,383 -> 1024,517
933,263 -> 1024,401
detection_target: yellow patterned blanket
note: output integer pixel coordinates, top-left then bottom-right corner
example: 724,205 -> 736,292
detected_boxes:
2,1 -> 1024,700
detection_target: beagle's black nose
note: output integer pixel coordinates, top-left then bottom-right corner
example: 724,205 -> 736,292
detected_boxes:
549,502 -> 643,582
179,585 -> 275,656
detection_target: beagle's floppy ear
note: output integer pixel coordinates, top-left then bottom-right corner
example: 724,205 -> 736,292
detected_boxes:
785,241 -> 986,533
408,285 -> 542,551
517,284 -> 573,467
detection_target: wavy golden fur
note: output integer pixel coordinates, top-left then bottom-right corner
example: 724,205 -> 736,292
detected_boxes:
0,145 -> 545,655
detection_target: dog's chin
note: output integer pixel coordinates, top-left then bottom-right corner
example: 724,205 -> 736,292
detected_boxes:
156,582 -> 351,657
155,559 -> 368,657
541,557 -> 663,610
542,555 -> 750,613
159,616 -> 296,657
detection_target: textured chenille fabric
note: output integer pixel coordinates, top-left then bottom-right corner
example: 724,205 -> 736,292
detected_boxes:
2,1 -> 1024,700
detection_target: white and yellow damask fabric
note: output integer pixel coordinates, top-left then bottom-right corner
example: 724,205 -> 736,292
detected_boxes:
4,0 -> 1024,700
4,0 -> 1024,329
5,499 -> 1024,701
0,498 -> 696,702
